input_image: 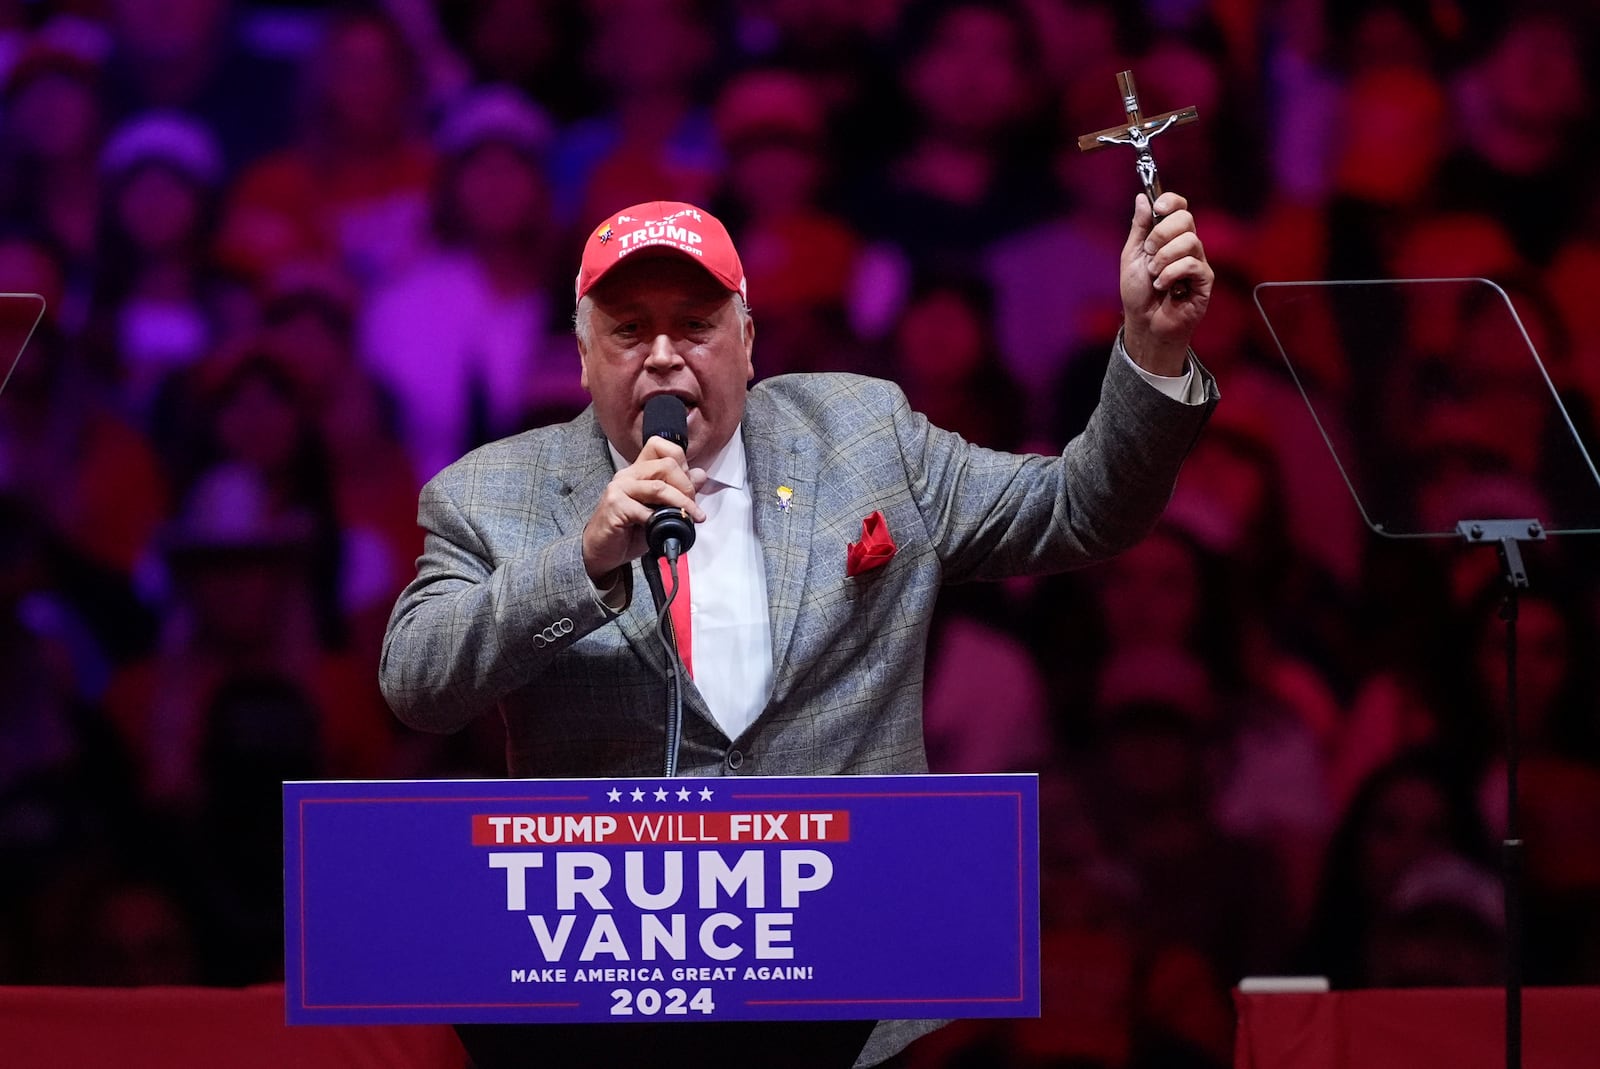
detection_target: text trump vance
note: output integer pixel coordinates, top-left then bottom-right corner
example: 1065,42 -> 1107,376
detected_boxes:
489,848 -> 834,963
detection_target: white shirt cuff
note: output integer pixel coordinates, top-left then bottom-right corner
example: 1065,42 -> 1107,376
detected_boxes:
1121,348 -> 1206,405
592,570 -> 629,613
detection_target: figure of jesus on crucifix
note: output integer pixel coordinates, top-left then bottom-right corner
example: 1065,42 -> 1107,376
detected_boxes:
1077,70 -> 1200,224
1097,115 -> 1180,207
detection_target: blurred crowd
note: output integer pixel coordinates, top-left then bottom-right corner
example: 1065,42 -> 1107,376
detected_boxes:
2,1 -> 1599,1066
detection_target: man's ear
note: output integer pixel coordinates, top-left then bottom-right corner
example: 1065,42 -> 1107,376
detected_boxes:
577,338 -> 591,391
743,313 -> 756,383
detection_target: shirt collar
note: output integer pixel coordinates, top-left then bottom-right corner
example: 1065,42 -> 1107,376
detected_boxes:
606,424 -> 747,491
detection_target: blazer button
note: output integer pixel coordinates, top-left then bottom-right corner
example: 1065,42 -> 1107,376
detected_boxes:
559,618 -> 574,634
532,634 -> 547,649
725,749 -> 743,771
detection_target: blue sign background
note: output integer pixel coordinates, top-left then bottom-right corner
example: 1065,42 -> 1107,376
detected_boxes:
284,774 -> 1039,1024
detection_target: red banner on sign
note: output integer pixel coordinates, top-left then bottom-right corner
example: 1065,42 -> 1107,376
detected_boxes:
470,811 -> 852,847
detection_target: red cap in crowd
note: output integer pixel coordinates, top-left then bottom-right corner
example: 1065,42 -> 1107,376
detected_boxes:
575,201 -> 747,305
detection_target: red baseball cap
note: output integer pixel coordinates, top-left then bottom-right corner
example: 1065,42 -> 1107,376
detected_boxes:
575,200 -> 747,304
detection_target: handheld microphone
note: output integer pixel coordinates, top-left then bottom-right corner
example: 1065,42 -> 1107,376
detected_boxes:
642,395 -> 696,557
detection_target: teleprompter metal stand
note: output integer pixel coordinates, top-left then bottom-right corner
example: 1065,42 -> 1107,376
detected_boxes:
1255,278 -> 1600,1069
1458,517 -> 1542,1069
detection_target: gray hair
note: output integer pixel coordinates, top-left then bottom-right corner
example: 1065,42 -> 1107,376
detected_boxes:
573,291 -> 751,351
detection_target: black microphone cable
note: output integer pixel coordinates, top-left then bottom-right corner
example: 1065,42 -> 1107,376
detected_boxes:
652,545 -> 685,778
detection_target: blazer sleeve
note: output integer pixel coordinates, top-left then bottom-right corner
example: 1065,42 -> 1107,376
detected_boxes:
378,451 -> 625,734
900,336 -> 1217,584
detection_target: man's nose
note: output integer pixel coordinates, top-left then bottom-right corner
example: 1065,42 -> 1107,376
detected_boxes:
644,334 -> 682,369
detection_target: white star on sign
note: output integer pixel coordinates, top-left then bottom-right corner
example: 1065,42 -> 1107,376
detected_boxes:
654,788 -> 668,801
631,788 -> 645,802
606,788 -> 621,802
699,787 -> 714,800
676,787 -> 691,800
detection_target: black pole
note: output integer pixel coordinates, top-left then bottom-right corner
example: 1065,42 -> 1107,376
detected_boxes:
645,549 -> 687,778
1458,519 -> 1540,1069
1501,583 -> 1521,1069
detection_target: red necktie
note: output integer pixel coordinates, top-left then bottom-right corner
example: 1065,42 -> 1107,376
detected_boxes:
657,552 -> 692,678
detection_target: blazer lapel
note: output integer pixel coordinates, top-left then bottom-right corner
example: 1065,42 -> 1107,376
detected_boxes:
550,411 -> 678,682
552,408 -> 614,535
742,391 -> 818,707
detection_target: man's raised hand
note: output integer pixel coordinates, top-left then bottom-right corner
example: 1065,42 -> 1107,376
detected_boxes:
1120,191 -> 1212,377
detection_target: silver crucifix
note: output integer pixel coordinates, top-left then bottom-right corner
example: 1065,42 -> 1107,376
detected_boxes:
1077,70 -> 1199,222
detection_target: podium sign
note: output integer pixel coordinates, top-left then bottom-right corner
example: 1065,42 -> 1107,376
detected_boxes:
284,774 -> 1040,1025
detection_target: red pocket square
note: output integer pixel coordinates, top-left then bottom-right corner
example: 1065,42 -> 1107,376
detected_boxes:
846,511 -> 897,578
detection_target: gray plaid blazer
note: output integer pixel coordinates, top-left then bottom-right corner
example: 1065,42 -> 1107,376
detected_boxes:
380,351 -> 1216,1064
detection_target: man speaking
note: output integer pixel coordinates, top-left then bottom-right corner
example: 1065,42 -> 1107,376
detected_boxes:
380,195 -> 1217,1066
